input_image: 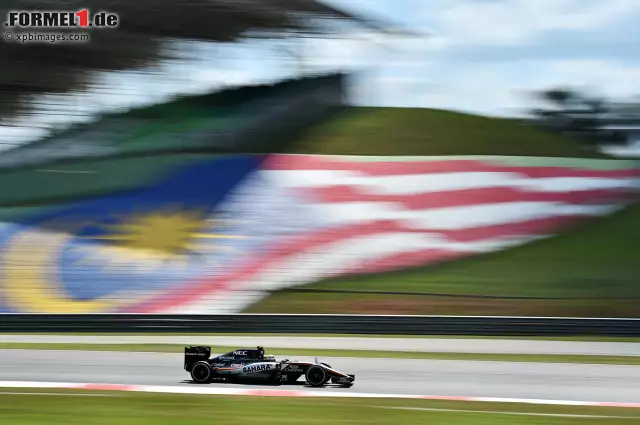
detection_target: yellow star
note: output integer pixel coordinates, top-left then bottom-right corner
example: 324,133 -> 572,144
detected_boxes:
74,209 -> 250,269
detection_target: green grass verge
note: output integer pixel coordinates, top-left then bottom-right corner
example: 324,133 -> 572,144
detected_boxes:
1,390 -> 638,425
287,107 -> 607,157
248,203 -> 640,317
2,343 -> 639,365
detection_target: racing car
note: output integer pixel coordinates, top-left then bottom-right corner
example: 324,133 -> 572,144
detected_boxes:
184,346 -> 355,387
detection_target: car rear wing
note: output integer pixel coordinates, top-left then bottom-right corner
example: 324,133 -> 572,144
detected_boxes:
184,346 -> 211,371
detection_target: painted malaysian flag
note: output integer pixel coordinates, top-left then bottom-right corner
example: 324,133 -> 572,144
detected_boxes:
131,155 -> 639,314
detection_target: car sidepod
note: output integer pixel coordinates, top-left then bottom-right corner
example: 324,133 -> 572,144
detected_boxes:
240,361 -> 281,382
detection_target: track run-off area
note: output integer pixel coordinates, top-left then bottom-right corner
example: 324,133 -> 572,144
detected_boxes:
1,335 -> 639,356
1,335 -> 639,407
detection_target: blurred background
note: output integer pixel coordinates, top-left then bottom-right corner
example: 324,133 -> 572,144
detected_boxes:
0,0 -> 638,318
0,2 -> 639,424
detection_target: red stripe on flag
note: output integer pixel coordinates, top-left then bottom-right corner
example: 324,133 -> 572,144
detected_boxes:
336,249 -> 471,276
334,216 -> 589,275
440,215 -> 587,242
130,214 -> 596,312
304,186 -> 630,210
265,155 -> 640,179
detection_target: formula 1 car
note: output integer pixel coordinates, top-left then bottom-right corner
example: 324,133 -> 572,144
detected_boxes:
184,346 -> 355,387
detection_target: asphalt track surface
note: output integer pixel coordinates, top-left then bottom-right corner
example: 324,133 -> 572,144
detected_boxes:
2,335 -> 640,356
1,349 -> 639,403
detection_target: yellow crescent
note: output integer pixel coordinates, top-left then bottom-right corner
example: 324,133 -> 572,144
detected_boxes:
1,224 -> 127,313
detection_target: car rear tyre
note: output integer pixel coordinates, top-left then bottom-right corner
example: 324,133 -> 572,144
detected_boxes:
191,361 -> 212,383
305,365 -> 327,387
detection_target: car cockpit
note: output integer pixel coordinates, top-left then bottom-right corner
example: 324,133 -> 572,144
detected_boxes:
224,346 -> 266,360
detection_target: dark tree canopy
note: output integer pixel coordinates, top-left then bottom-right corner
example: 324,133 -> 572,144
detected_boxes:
0,0 -> 374,120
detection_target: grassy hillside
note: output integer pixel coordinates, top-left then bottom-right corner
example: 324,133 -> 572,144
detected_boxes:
0,107 -> 606,209
247,203 -> 640,317
287,107 -> 608,157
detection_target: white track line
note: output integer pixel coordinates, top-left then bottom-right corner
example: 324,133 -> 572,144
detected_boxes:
373,406 -> 639,419
0,381 -> 638,408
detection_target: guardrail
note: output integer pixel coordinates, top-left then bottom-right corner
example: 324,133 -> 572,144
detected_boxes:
1,314 -> 639,336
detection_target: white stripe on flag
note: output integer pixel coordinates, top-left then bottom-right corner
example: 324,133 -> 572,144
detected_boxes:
308,202 -> 618,229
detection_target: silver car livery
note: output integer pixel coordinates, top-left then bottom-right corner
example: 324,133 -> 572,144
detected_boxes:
184,346 -> 355,387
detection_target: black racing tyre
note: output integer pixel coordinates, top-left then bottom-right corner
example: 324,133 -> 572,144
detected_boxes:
305,365 -> 327,387
190,361 -> 212,383
319,363 -> 332,383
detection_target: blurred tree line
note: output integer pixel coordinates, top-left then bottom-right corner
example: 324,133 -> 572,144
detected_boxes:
530,87 -> 639,147
0,0 -> 366,123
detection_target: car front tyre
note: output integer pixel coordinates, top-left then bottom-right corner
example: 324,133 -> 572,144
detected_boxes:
305,365 -> 327,387
320,363 -> 332,384
191,361 -> 212,384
